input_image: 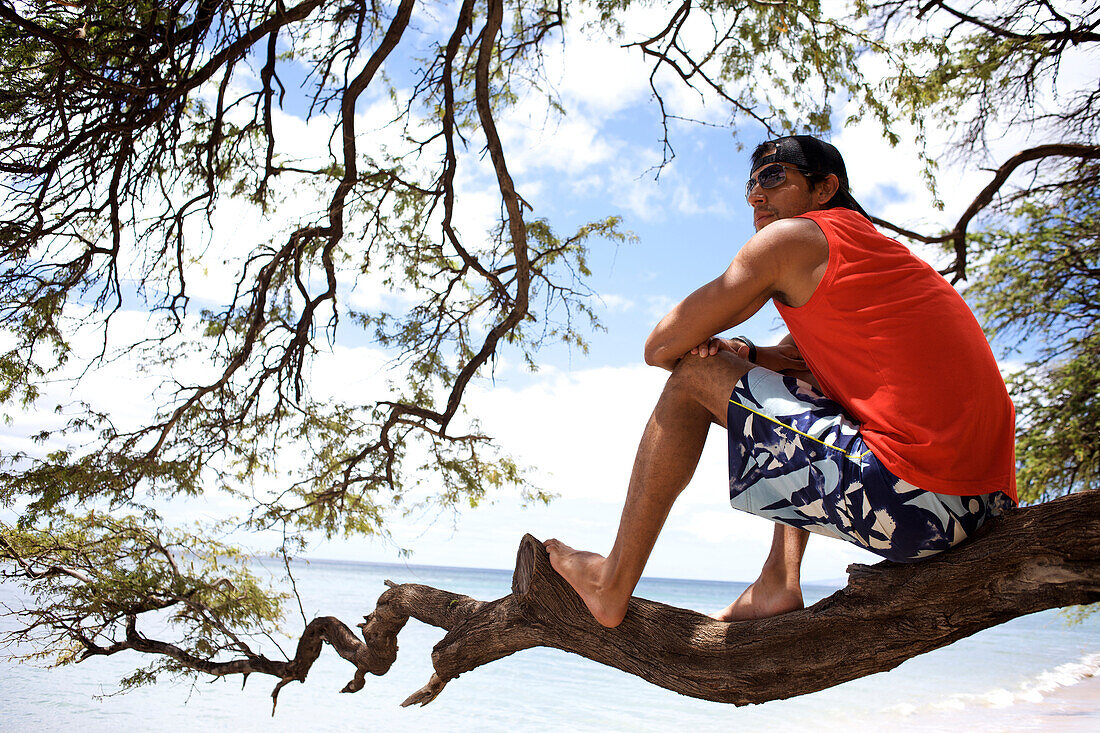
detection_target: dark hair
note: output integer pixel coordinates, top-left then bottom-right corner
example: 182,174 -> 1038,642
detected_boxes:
750,135 -> 870,219
800,170 -> 835,205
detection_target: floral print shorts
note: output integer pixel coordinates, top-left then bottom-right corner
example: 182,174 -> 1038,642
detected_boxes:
727,367 -> 1014,563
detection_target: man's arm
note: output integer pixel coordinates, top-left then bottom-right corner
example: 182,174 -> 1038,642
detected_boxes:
643,219 -> 829,371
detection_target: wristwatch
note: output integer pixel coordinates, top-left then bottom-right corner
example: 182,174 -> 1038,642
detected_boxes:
730,336 -> 757,362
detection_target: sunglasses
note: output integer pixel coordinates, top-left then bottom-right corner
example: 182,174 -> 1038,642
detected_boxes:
745,163 -> 806,197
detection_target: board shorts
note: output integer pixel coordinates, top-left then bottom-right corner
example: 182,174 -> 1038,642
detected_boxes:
727,367 -> 1015,563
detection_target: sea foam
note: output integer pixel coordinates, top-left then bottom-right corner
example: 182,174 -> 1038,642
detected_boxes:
887,651 -> 1100,716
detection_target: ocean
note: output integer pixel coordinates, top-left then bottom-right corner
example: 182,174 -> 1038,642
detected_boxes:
2,559 -> 1098,731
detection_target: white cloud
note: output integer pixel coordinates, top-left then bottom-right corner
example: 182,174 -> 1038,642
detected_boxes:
645,294 -> 675,319
607,158 -> 669,220
682,507 -> 776,546
592,292 -> 636,313
309,343 -> 394,403
997,358 -> 1027,380
551,15 -> 653,118
464,363 -> 666,502
2,298 -> 880,586
669,170 -> 736,217
501,112 -> 619,176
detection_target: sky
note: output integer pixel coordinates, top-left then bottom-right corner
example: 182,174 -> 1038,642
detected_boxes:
4,2 -> 1082,590
279,5 -> 1007,584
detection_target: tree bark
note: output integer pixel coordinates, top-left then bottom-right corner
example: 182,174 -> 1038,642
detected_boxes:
275,490 -> 1100,708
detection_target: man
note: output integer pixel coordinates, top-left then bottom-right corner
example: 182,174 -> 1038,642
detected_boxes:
546,135 -> 1016,628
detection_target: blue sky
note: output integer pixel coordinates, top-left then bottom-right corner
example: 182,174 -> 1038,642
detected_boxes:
291,4 -> 1071,586
3,3 -> 1064,591
279,13 -> 970,583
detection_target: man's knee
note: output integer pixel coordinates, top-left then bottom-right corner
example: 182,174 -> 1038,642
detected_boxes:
668,351 -> 751,388
663,352 -> 753,421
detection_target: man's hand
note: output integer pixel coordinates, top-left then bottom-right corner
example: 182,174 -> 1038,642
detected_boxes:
689,337 -> 741,358
689,338 -> 808,375
756,343 -> 807,374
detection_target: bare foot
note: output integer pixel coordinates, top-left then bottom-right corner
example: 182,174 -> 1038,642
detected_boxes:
545,539 -> 629,628
709,578 -> 804,622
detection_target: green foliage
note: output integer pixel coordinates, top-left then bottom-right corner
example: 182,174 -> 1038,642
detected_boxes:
0,0 -> 605,683
590,0 -> 900,163
1062,603 -> 1100,625
966,177 -> 1100,502
1,0 -> 1097,685
1,513 -> 286,683
0,0 -> 599,542
1009,344 -> 1100,502
884,4 -> 1096,137
1,447 -> 204,524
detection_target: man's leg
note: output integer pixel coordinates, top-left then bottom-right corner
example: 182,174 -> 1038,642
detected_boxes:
546,352 -> 753,628
710,523 -> 809,621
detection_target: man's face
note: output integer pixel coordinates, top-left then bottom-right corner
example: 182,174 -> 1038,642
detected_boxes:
746,162 -> 818,232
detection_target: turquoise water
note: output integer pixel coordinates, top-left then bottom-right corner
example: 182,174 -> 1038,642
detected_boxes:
3,559 -> 1099,731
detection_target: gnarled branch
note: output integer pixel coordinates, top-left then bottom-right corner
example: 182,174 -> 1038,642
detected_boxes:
873,143 -> 1100,281
22,493 -> 1096,708
341,490 -> 1100,706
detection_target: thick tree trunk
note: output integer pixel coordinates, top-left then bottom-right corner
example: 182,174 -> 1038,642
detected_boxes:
276,490 -> 1100,708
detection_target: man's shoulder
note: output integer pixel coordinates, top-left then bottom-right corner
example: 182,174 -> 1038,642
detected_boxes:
755,216 -> 828,244
750,217 -> 829,261
742,215 -> 831,306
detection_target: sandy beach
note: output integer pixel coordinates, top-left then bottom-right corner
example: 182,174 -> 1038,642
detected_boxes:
1026,672 -> 1100,731
892,664 -> 1100,732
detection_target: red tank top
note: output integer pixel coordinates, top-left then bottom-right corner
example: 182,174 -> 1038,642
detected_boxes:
775,208 -> 1017,500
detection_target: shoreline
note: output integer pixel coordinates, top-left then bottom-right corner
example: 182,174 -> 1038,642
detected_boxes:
895,664 -> 1100,732
1037,670 -> 1100,711
1001,670 -> 1100,732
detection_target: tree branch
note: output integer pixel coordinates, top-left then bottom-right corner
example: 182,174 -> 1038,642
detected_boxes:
920,1 -> 1100,44
873,143 -> 1100,281
69,491 -> 1095,710
384,491 -> 1100,706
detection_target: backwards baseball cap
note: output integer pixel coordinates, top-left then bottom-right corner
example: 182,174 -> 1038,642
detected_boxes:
750,135 -> 870,220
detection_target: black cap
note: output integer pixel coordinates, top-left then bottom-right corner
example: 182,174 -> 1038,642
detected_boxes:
750,135 -> 870,220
